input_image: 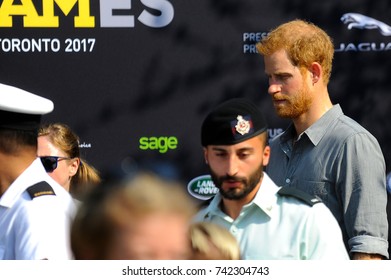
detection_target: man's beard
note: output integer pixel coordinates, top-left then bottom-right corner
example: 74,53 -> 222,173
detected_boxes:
209,163 -> 264,200
273,80 -> 312,119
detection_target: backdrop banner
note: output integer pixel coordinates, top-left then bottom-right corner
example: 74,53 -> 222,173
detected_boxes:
1,0 -> 390,186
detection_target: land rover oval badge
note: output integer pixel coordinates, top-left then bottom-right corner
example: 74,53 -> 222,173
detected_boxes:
187,175 -> 219,200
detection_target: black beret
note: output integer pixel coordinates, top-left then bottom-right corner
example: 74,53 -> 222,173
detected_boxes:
201,98 -> 268,146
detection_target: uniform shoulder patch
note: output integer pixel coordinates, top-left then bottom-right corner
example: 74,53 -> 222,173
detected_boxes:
277,187 -> 322,206
27,181 -> 56,199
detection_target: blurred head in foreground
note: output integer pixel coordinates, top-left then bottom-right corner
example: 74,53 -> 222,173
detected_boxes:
71,172 -> 196,259
190,222 -> 241,260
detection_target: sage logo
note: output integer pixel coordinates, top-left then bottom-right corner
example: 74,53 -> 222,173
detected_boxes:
139,136 -> 178,153
187,175 -> 219,200
341,13 -> 391,36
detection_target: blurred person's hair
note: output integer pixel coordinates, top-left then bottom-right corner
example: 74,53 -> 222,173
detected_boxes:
190,222 -> 241,260
71,172 -> 197,259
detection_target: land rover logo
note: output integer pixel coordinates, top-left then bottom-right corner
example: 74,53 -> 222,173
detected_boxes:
187,175 -> 219,200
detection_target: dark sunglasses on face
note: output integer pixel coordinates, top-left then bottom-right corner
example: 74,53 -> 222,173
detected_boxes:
39,156 -> 72,173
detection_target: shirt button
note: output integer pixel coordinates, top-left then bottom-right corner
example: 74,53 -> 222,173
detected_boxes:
285,178 -> 291,184
230,227 -> 238,235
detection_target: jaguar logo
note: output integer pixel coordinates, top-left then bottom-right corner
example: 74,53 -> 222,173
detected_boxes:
341,13 -> 391,36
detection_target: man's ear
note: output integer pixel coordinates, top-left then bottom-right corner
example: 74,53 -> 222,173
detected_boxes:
203,147 -> 209,164
309,62 -> 321,84
263,145 -> 270,166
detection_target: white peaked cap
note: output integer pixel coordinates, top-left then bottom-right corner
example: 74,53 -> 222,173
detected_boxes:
0,83 -> 54,131
0,83 -> 53,114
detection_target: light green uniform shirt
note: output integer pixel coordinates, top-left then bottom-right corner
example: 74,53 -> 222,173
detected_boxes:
194,173 -> 349,260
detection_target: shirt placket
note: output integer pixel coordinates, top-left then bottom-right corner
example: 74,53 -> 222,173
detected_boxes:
282,138 -> 303,188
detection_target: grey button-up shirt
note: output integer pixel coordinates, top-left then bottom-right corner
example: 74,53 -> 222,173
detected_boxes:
266,104 -> 389,258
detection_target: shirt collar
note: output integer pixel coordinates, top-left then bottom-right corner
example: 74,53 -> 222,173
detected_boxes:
281,104 -> 344,146
252,173 -> 280,217
200,173 -> 280,219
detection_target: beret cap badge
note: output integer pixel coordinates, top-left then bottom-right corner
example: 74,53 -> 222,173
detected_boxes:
234,115 -> 251,136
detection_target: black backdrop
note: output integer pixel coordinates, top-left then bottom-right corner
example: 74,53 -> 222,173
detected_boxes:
1,0 -> 390,188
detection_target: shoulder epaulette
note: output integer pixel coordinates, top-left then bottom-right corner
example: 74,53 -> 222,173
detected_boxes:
27,181 -> 56,199
277,187 -> 322,206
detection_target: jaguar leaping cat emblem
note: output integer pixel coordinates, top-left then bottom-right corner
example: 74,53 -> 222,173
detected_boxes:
341,13 -> 391,36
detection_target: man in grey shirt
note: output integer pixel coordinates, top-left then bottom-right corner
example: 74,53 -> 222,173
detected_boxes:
256,19 -> 388,259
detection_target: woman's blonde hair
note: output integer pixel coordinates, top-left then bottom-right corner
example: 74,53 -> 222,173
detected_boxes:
38,122 -> 101,199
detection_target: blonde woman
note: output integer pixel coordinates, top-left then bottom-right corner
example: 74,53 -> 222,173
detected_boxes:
38,123 -> 101,200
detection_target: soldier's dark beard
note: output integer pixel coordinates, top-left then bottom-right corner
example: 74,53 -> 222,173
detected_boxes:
209,164 -> 263,200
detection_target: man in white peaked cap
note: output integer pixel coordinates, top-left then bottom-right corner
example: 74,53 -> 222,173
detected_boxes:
0,83 -> 76,259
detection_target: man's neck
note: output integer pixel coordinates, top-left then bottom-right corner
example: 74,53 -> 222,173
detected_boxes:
293,100 -> 333,136
220,182 -> 261,220
0,151 -> 36,197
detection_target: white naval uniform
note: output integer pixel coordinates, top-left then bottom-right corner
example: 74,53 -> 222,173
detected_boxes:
0,158 -> 76,259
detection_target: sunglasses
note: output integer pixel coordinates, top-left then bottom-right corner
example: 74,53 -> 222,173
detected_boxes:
39,156 -> 72,173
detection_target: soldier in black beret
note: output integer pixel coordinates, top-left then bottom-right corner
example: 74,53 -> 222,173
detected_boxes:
200,98 -> 268,203
193,98 -> 349,260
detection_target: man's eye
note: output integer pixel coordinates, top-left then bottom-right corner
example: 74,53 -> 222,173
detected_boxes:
239,153 -> 250,158
215,153 -> 225,157
279,74 -> 291,80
